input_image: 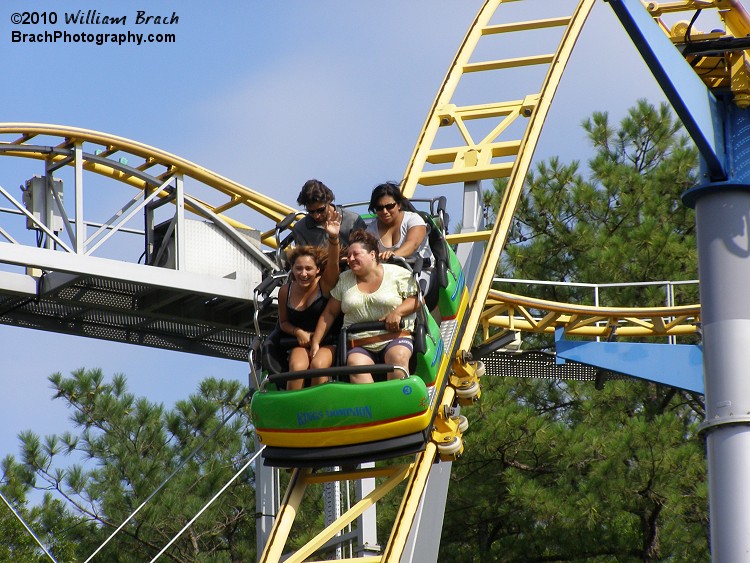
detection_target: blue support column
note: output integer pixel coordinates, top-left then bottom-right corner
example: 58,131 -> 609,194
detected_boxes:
606,0 -> 725,179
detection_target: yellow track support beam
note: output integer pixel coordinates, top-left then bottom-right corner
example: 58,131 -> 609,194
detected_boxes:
645,0 -> 750,106
0,123 -> 296,246
255,1 -> 604,554
399,2 -> 589,200
258,464 -> 417,563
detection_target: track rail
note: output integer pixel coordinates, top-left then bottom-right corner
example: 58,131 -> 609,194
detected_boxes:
483,289 -> 700,338
0,123 -> 294,244
2,1 -> 732,560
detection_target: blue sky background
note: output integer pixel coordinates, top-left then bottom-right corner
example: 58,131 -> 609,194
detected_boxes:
0,1 -> 674,476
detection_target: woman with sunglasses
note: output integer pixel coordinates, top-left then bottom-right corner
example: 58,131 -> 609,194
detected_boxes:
309,229 -> 419,383
278,214 -> 342,390
366,182 -> 429,263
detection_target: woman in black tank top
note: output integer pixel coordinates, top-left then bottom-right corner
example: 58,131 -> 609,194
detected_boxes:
278,215 -> 341,390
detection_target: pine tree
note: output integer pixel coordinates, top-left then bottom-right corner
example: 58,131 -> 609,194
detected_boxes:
495,99 -> 699,311
2,369 -> 258,562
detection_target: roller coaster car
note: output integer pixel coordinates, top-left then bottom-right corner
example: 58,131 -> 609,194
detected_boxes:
252,314 -> 442,468
250,198 -> 467,468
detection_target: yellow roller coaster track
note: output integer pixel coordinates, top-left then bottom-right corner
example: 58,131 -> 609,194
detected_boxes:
259,1 -> 613,561
259,0 -> 750,559
0,123 -> 295,247
483,289 -> 700,338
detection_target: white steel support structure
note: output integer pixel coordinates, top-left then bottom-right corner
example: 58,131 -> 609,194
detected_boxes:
694,187 -> 750,560
0,124 -> 293,361
454,180 -> 486,279
74,142 -> 84,254
355,466 -> 379,557
175,174 -> 185,271
255,443 -> 279,557
323,478 -> 344,559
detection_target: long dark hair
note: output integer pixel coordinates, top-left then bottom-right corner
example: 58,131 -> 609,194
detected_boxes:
368,181 -> 406,213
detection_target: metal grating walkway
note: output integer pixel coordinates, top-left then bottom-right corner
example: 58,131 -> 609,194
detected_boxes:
483,350 -> 628,382
0,274 -> 277,361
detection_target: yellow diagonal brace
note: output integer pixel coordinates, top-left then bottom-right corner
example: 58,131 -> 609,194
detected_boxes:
401,0 -> 504,198
482,16 -> 573,35
259,468 -> 310,563
285,464 -> 413,563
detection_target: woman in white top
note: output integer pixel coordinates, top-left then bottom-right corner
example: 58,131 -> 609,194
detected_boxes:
309,229 -> 419,383
365,182 -> 429,263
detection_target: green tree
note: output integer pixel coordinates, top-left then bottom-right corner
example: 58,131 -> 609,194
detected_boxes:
2,368 -> 258,562
441,100 -> 707,561
1,454 -> 86,562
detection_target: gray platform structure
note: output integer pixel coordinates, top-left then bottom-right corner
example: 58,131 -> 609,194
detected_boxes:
0,125 -> 288,361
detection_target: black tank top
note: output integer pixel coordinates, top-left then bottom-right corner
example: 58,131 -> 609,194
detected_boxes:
286,284 -> 328,332
286,282 -> 343,340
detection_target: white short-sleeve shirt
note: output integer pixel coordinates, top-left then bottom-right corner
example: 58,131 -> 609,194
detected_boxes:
331,263 -> 418,350
366,210 -> 431,262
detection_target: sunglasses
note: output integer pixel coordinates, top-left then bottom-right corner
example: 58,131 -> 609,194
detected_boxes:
374,202 -> 398,213
307,205 -> 328,216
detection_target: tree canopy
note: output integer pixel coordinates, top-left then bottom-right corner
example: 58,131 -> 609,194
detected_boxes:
1,368 -> 258,562
489,99 -> 699,310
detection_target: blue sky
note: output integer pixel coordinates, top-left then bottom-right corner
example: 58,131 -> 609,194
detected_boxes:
0,1 -> 670,474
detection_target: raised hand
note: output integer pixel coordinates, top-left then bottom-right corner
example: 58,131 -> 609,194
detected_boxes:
325,211 -> 342,240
